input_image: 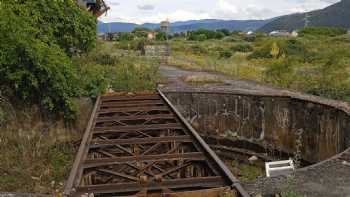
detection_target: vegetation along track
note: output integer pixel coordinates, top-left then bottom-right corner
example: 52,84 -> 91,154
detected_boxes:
64,89 -> 250,197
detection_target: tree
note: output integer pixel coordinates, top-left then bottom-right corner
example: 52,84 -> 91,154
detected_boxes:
156,32 -> 167,41
132,27 -> 151,38
5,0 -> 97,56
0,0 -> 97,120
217,29 -> 231,36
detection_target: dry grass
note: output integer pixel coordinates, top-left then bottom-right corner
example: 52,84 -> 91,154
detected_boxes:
169,52 -> 265,83
224,160 -> 264,182
183,74 -> 225,84
0,100 -> 91,194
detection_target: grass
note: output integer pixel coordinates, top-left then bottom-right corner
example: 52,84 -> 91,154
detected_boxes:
74,41 -> 161,96
0,111 -> 78,194
224,160 -> 264,182
168,34 -> 350,102
183,74 -> 225,84
0,41 -> 161,194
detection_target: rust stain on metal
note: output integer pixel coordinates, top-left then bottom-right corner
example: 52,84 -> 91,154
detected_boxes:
64,90 -> 249,197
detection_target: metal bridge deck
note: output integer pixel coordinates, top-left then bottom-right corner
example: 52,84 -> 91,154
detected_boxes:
64,90 -> 249,197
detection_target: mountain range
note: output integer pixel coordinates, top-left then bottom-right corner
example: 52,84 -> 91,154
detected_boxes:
98,0 -> 350,33
97,19 -> 272,33
259,0 -> 350,32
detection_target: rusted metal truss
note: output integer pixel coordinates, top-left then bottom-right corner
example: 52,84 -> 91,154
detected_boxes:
64,90 -> 250,197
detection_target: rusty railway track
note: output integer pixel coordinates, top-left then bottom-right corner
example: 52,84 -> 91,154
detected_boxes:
64,89 -> 249,197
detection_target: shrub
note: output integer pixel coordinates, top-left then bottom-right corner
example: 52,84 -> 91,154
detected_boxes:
132,27 -> 150,38
231,44 -> 253,53
117,32 -> 135,41
217,29 -> 231,36
248,46 -> 272,59
244,35 -> 257,42
281,40 -> 306,55
299,27 -> 347,37
17,0 -> 96,56
191,45 -> 209,55
265,59 -> 294,88
75,63 -> 110,98
74,43 -> 160,95
219,49 -> 233,59
110,58 -> 159,91
156,32 -> 167,41
215,32 -> 226,39
188,29 -> 227,41
0,1 -> 96,120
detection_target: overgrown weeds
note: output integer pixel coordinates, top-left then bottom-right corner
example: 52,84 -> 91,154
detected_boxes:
169,31 -> 350,102
0,108 -> 81,194
74,41 -> 160,97
183,75 -> 225,84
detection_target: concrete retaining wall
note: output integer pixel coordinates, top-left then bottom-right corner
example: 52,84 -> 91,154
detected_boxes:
165,92 -> 350,163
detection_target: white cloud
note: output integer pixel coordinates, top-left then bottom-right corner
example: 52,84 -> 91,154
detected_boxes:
99,0 -> 341,23
137,4 -> 155,11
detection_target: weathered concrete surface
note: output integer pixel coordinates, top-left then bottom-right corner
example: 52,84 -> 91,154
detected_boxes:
164,92 -> 350,163
244,149 -> 350,196
159,64 -> 350,196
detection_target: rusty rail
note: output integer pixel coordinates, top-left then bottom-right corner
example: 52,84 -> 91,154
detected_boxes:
64,89 -> 250,197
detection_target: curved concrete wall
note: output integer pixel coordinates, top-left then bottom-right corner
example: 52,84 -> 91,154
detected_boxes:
165,92 -> 350,163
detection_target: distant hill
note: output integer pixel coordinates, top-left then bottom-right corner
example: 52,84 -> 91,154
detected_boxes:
97,19 -> 272,33
260,0 -> 350,32
97,21 -> 137,33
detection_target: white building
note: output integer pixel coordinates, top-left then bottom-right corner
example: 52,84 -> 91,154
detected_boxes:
269,30 -> 292,37
291,30 -> 299,37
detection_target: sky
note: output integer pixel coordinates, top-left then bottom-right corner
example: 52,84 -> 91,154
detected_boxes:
99,0 -> 341,24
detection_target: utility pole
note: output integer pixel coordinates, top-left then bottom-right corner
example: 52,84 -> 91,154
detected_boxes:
302,4 -> 311,28
304,12 -> 310,28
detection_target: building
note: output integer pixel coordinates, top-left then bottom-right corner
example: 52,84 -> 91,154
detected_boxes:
269,30 -> 292,37
291,30 -> 299,37
147,32 -> 157,40
246,31 -> 254,35
160,21 -> 170,33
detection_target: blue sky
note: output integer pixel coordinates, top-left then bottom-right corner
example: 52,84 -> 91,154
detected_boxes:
100,0 -> 340,24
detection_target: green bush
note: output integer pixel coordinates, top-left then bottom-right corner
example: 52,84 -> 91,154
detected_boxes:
188,29 -> 226,41
74,42 -> 160,95
217,29 -> 231,36
0,0 -> 96,120
191,45 -> 209,55
248,45 -> 272,59
215,32 -> 226,39
117,32 -> 135,41
299,27 -> 347,37
244,35 -> 257,42
132,27 -> 150,38
281,40 -> 304,55
265,59 -> 294,88
231,44 -> 253,53
15,0 -> 97,56
156,32 -> 167,41
110,58 -> 160,91
219,49 -> 233,59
